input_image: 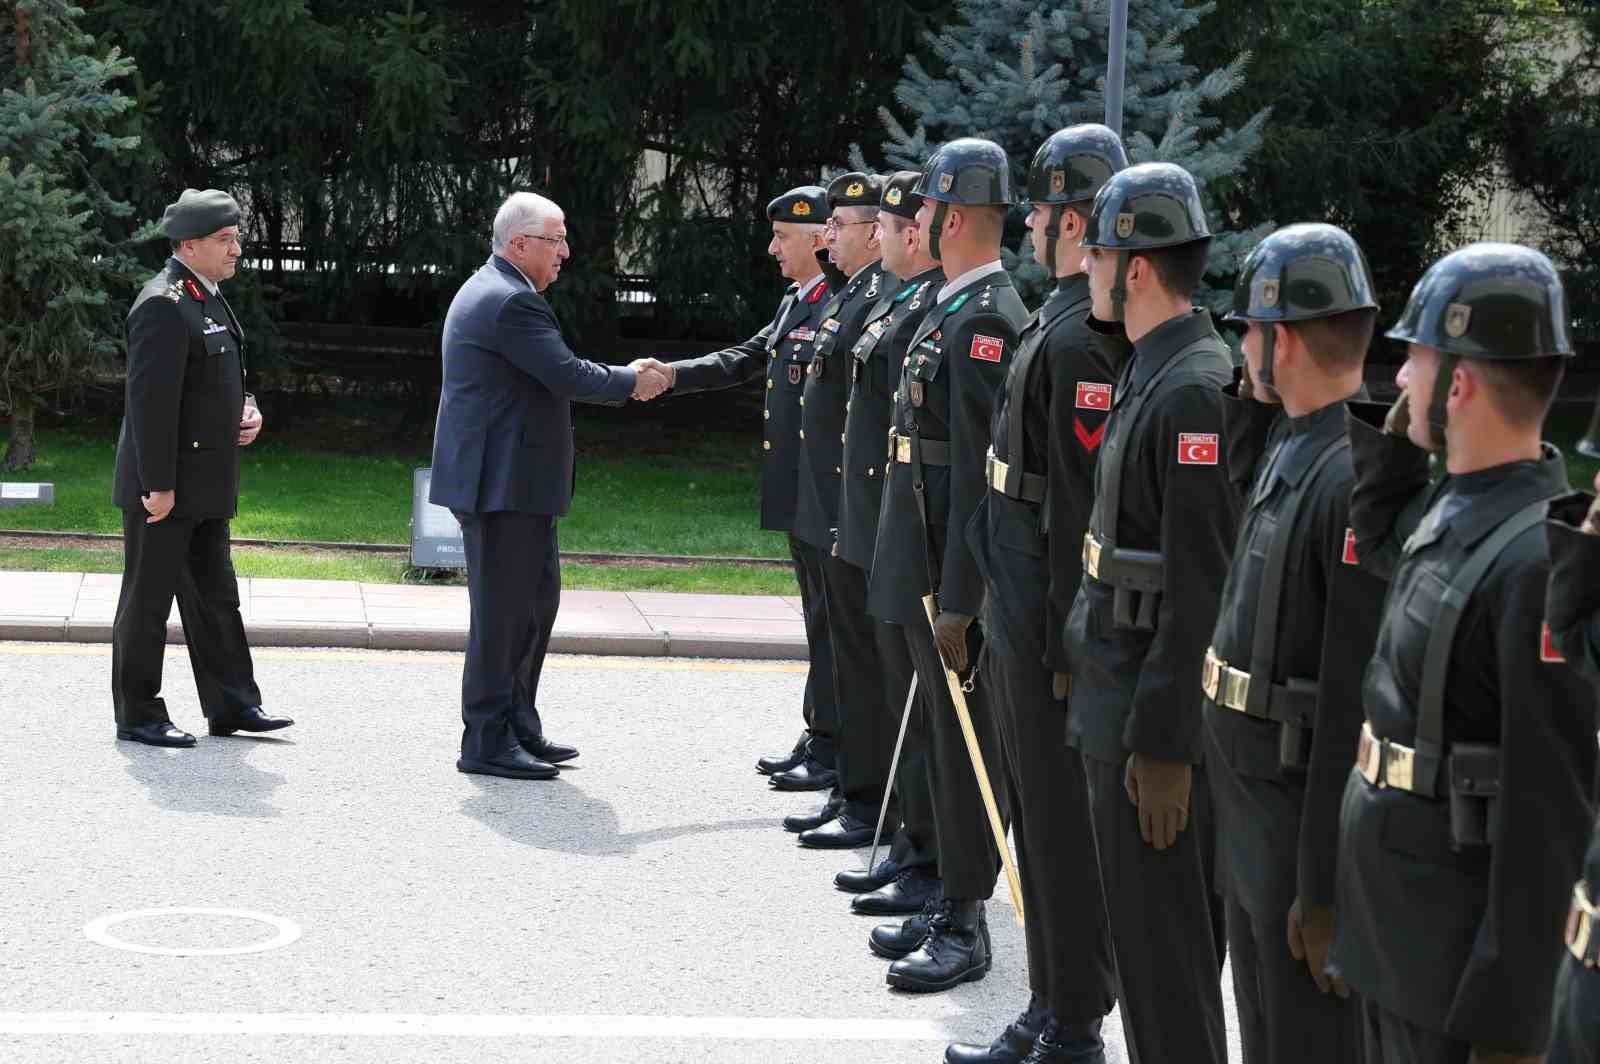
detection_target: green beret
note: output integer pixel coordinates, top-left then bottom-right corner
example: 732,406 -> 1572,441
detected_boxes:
879,171 -> 924,221
826,172 -> 883,211
161,188 -> 241,240
767,186 -> 828,224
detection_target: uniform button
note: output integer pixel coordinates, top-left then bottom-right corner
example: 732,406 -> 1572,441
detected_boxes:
799,397 -> 805,407
839,433 -> 845,444
767,380 -> 773,390
868,468 -> 876,477
845,401 -> 851,412
192,441 -> 199,449
763,441 -> 772,451
799,430 -> 806,440
764,410 -> 770,420
793,344 -> 801,352
835,465 -> 842,474
903,357 -> 910,366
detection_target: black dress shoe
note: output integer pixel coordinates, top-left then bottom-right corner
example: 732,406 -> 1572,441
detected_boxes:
519,735 -> 578,764
117,721 -> 196,748
782,795 -> 842,833
456,747 -> 560,780
207,706 -> 294,737
868,894 -> 940,960
887,899 -> 991,993
798,812 -> 881,850
945,993 -> 1051,1064
1018,1019 -> 1106,1064
757,731 -> 810,775
768,757 -> 837,792
835,858 -> 902,895
852,865 -> 941,915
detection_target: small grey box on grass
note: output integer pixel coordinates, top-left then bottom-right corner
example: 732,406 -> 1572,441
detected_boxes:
0,482 -> 54,507
409,468 -> 466,569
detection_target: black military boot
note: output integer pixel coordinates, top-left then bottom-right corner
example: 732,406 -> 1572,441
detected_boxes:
886,898 -> 990,992
944,992 -> 1051,1064
1019,1019 -> 1106,1064
757,730 -> 810,776
867,891 -> 941,960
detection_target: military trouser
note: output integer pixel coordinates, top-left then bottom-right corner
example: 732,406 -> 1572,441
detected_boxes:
1359,998 -> 1469,1064
787,533 -> 836,767
990,649 -> 1115,1023
1082,753 -> 1226,1064
1548,950 -> 1600,1064
902,618 -> 1004,900
1226,893 -> 1361,1064
820,554 -> 898,822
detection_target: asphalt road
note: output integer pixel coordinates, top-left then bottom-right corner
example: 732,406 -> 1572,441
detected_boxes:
0,642 -> 1241,1063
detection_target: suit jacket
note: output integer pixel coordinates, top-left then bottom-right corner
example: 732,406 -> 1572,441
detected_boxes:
113,258 -> 247,519
429,256 -> 635,516
668,275 -> 832,532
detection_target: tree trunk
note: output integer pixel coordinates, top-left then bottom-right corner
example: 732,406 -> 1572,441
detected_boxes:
3,404 -> 37,472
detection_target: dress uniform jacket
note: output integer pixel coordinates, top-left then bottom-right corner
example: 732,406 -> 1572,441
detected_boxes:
671,274 -> 832,532
969,275 -> 1119,665
1544,503 -> 1600,1064
867,266 -> 1025,625
836,267 -> 943,571
1329,406 -> 1595,1054
1204,384 -> 1385,918
1063,309 -> 1239,764
794,261 -> 886,550
113,258 -> 248,519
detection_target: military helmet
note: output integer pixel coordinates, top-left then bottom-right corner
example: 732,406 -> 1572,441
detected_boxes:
1386,242 -> 1574,361
768,186 -> 828,224
1027,124 -> 1129,207
913,138 -> 1013,207
1228,224 -> 1378,323
1082,162 -> 1210,250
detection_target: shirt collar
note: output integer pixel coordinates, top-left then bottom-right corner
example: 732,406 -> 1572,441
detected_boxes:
1125,308 -> 1215,395
937,260 -> 1005,303
1040,275 -> 1091,327
491,253 -> 539,292
1418,446 -> 1570,552
795,272 -> 827,302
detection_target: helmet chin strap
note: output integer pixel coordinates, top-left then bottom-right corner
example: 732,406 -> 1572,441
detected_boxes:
1426,352 -> 1458,448
928,200 -> 949,262
1109,250 -> 1130,322
1042,205 -> 1064,277
1256,322 -> 1281,401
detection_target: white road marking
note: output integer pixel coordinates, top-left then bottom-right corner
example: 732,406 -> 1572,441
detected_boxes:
0,1012 -> 948,1041
83,908 -> 302,957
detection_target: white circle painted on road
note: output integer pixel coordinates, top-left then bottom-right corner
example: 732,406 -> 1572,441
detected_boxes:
83,908 -> 301,957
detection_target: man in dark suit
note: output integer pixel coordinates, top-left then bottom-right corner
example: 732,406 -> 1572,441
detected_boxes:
111,188 -> 292,748
429,191 -> 665,781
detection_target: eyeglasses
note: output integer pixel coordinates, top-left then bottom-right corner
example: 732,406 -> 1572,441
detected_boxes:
824,217 -> 878,235
520,232 -> 569,249
209,232 -> 245,250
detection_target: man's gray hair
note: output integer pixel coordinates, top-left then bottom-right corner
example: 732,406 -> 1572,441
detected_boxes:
492,192 -> 562,252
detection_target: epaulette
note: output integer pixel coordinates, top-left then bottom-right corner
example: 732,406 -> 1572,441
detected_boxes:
163,282 -> 183,302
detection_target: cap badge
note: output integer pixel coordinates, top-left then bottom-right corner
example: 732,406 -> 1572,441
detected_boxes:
1444,302 -> 1472,338
791,201 -> 811,217
845,181 -> 865,198
1050,169 -> 1066,195
1115,213 -> 1135,240
938,173 -> 954,193
1261,279 -> 1279,308
885,187 -> 903,206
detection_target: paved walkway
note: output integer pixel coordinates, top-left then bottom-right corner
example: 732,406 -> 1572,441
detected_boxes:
0,571 -> 807,658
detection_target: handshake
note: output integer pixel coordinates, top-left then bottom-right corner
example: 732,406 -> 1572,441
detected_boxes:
628,358 -> 675,402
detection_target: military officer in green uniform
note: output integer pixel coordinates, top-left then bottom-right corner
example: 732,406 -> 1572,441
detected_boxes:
1203,224 -> 1387,1062
1061,162 -> 1236,1062
949,125 -> 1126,1064
111,189 -> 293,747
651,188 -> 839,810
865,138 -> 1023,993
833,171 -> 946,915
794,172 -> 896,849
1330,243 -> 1594,1064
1543,487 -> 1600,1064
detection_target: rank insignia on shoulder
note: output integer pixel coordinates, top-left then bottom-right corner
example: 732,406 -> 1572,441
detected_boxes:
1075,382 -> 1112,410
163,284 -> 182,302
969,334 -> 1004,363
947,293 -> 970,313
1542,621 -> 1567,663
1342,528 -> 1360,566
1177,433 -> 1219,465
183,279 -> 205,302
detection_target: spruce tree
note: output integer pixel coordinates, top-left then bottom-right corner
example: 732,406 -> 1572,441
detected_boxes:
856,0 -> 1269,306
0,0 -> 141,470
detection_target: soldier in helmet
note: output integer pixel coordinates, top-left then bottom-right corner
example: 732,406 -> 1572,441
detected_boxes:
947,124 -> 1126,1064
1542,489 -> 1600,1064
643,188 -> 840,813
1329,243 -> 1594,1063
833,170 -> 946,916
865,137 -> 1024,992
1060,161 -> 1237,1061
1202,223 -> 1387,1062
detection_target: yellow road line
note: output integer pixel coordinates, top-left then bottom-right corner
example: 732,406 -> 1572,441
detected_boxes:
0,641 -> 805,673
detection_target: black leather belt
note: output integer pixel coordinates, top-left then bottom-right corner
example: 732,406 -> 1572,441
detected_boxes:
1568,881 -> 1599,969
889,430 -> 950,466
984,448 -> 1044,503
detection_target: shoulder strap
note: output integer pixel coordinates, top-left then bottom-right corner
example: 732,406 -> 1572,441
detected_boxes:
1244,434 -> 1349,718
1413,497 -> 1550,796
1003,294 -> 1090,495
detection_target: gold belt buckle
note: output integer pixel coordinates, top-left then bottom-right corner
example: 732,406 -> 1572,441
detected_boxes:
1201,650 -> 1222,703
1569,882 -> 1597,967
988,454 -> 1008,494
894,435 -> 912,464
1083,533 -> 1102,579
1386,741 -> 1415,792
1358,723 -> 1382,786
1222,666 -> 1250,712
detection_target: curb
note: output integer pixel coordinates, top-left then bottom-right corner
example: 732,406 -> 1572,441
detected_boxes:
0,615 -> 808,661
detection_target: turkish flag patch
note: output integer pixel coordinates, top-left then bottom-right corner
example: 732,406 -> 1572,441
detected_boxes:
1342,528 -> 1360,566
969,334 -> 1004,362
1177,432 -> 1219,465
1076,382 -> 1113,410
1541,622 -> 1567,663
